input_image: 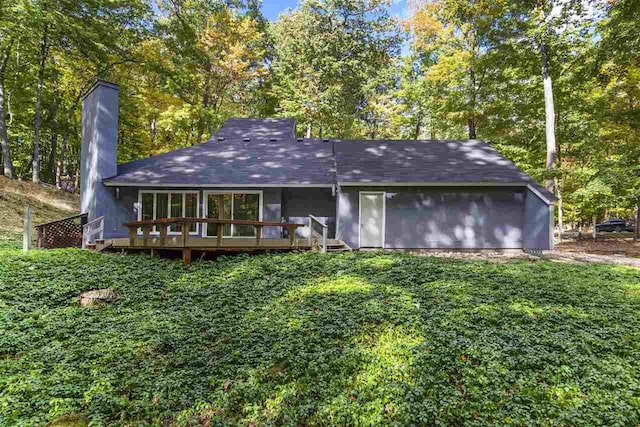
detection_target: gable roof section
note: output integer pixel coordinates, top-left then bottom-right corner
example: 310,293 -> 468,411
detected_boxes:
103,118 -> 554,202
103,138 -> 335,187
334,139 -> 556,201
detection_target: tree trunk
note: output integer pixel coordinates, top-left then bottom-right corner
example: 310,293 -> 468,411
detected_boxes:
592,215 -> 597,240
468,66 -> 477,139
556,177 -> 563,242
540,40 -> 557,193
48,90 -> 61,182
467,118 -> 477,139
196,62 -> 212,145
635,204 -> 639,241
306,123 -> 311,138
0,41 -> 14,178
33,26 -> 49,183
57,105 -> 75,188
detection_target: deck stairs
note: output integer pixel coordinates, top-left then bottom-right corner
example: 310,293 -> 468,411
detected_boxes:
325,239 -> 352,252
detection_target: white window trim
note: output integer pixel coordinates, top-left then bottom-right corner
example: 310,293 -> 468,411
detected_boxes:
137,190 -> 200,236
358,191 -> 386,249
202,190 -> 263,238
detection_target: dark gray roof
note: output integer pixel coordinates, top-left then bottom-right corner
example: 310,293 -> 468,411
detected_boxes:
214,118 -> 296,140
104,138 -> 335,186
104,118 -> 554,201
333,139 -> 556,200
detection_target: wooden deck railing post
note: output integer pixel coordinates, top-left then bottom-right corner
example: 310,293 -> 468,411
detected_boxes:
286,225 -> 296,247
129,226 -> 136,247
160,223 -> 167,246
256,225 -> 263,247
181,221 -> 188,247
142,225 -> 151,247
216,223 -> 223,247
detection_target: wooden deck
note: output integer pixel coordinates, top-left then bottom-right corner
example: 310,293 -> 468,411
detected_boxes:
111,217 -> 311,265
110,236 -> 311,250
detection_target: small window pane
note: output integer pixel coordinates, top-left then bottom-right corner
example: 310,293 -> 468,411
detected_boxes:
206,194 -> 231,237
185,193 -> 198,233
156,193 -> 168,233
141,193 -> 154,221
233,193 -> 259,237
170,193 -> 183,233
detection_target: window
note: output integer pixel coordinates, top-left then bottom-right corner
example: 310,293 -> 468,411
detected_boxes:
203,191 -> 262,237
138,191 -> 200,235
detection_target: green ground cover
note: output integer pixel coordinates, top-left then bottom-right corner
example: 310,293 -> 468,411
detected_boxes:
0,247 -> 639,426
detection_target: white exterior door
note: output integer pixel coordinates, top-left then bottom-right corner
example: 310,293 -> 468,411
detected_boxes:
359,192 -> 385,248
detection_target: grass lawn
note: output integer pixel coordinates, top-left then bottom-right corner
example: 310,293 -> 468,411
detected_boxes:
1,246 -> 639,426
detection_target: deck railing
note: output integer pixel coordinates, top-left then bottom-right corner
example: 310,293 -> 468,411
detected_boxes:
82,216 -> 104,249
36,213 -> 88,249
308,215 -> 328,253
123,217 -> 306,249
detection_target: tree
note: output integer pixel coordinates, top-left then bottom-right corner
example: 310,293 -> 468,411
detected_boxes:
271,0 -> 401,138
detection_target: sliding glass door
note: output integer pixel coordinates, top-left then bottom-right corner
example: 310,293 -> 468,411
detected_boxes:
204,191 -> 262,237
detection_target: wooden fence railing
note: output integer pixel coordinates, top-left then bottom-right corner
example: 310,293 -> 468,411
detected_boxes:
123,217 -> 306,249
36,213 -> 88,249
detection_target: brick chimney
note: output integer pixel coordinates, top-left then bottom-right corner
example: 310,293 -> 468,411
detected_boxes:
80,80 -> 119,222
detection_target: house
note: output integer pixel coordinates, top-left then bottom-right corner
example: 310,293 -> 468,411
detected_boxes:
80,80 -> 556,254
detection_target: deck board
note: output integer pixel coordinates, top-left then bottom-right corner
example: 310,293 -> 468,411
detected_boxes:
109,236 -> 311,250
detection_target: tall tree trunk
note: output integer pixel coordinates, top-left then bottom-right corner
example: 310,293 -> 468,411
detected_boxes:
48,89 -> 61,182
540,40 -> 557,193
306,123 -> 311,138
467,118 -> 477,139
468,67 -> 477,139
635,203 -> 639,241
33,26 -> 49,184
0,40 -> 14,178
556,177 -> 563,242
196,62 -> 212,145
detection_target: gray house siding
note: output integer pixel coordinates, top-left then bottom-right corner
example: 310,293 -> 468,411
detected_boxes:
338,186 -> 533,250
523,189 -> 552,250
282,188 -> 336,238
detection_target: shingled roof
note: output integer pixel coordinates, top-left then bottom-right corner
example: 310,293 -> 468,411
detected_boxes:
103,118 -> 555,202
104,138 -> 335,186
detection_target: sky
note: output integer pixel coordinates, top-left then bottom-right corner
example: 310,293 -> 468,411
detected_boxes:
260,0 -> 409,22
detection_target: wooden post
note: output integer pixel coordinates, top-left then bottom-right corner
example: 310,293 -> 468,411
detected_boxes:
217,223 -> 223,247
36,226 -> 42,249
159,223 -> 167,246
255,225 -> 263,247
128,226 -> 136,247
23,206 -> 32,252
287,225 -> 296,247
151,249 -> 160,257
143,225 -> 151,247
182,248 -> 192,265
181,221 -> 188,247
322,225 -> 328,254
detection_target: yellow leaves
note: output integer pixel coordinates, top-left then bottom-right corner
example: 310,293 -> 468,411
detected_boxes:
426,50 -> 471,86
197,7 -> 265,82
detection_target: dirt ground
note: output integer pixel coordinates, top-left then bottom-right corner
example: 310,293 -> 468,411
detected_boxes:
555,236 -> 640,258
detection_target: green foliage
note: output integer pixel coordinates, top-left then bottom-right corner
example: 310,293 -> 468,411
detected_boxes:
1,248 -> 639,425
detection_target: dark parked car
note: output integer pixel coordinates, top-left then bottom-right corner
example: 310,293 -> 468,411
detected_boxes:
595,219 -> 634,233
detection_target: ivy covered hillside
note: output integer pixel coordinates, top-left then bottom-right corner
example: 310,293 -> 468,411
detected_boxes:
1,248 -> 639,425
